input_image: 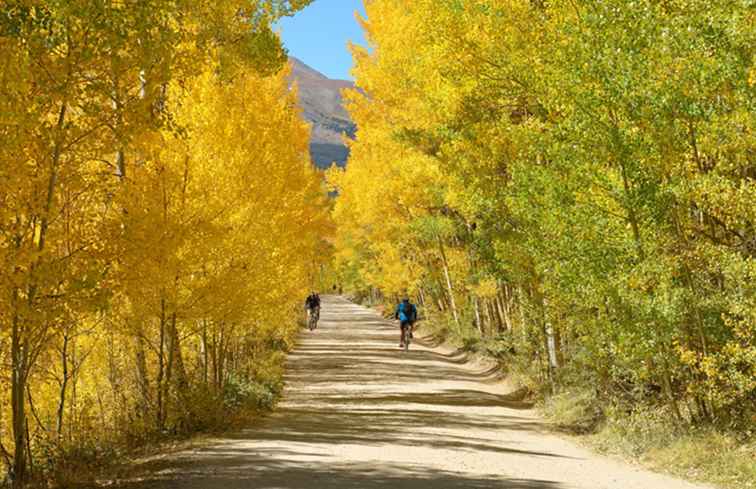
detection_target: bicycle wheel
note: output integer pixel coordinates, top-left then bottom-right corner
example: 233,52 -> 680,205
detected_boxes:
403,326 -> 410,351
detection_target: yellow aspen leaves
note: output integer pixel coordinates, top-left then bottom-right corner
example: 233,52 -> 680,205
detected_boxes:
334,0 -> 755,431
1,2 -> 326,486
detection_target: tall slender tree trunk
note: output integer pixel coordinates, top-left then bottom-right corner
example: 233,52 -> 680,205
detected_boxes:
56,332 -> 70,439
417,287 -> 432,320
201,322 -> 209,386
209,332 -> 218,392
169,313 -> 188,399
155,298 -> 167,431
542,297 -> 559,393
659,346 -> 683,424
134,327 -> 151,421
483,300 -> 495,335
516,286 -> 529,337
500,286 -> 514,332
215,325 -> 226,391
617,156 -> 645,261
11,290 -> 29,489
70,336 -> 79,437
11,100 -> 69,488
24,421 -> 32,479
471,295 -> 483,334
495,293 -> 509,332
163,317 -> 176,431
436,237 -> 459,325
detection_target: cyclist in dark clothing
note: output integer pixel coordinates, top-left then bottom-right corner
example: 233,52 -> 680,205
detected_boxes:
305,292 -> 321,330
305,292 -> 320,311
394,297 -> 418,348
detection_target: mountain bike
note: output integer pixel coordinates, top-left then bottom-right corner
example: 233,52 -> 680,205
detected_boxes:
307,306 -> 320,331
401,322 -> 412,351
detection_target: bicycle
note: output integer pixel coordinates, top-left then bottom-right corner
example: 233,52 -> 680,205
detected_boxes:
307,306 -> 320,331
400,321 -> 413,351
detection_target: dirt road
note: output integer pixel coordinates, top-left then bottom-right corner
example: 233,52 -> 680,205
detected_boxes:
119,296 -> 713,489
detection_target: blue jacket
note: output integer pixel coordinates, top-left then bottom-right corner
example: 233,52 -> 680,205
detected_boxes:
395,301 -> 417,322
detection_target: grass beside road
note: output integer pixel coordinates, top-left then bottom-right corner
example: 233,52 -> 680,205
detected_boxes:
415,313 -> 755,489
543,390 -> 756,489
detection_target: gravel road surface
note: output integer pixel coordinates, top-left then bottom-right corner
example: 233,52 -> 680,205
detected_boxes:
117,296 -> 713,489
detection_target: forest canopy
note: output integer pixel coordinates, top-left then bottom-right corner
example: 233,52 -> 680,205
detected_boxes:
0,1 -> 331,486
330,0 -> 754,429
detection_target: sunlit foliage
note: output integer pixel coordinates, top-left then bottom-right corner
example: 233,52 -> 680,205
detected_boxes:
0,1 -> 330,486
333,0 -> 754,428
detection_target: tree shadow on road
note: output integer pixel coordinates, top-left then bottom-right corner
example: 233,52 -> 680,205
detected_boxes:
119,453 -> 563,489
113,297 -> 566,489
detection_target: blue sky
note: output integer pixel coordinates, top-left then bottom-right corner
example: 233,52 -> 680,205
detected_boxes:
277,0 -> 367,80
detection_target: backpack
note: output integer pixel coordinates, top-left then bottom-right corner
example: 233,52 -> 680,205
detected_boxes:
399,302 -> 416,322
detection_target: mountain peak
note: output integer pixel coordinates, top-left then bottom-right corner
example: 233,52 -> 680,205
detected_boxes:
290,56 -> 329,81
288,57 -> 355,169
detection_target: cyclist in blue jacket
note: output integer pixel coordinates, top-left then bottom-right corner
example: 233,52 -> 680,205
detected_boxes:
394,297 -> 418,348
